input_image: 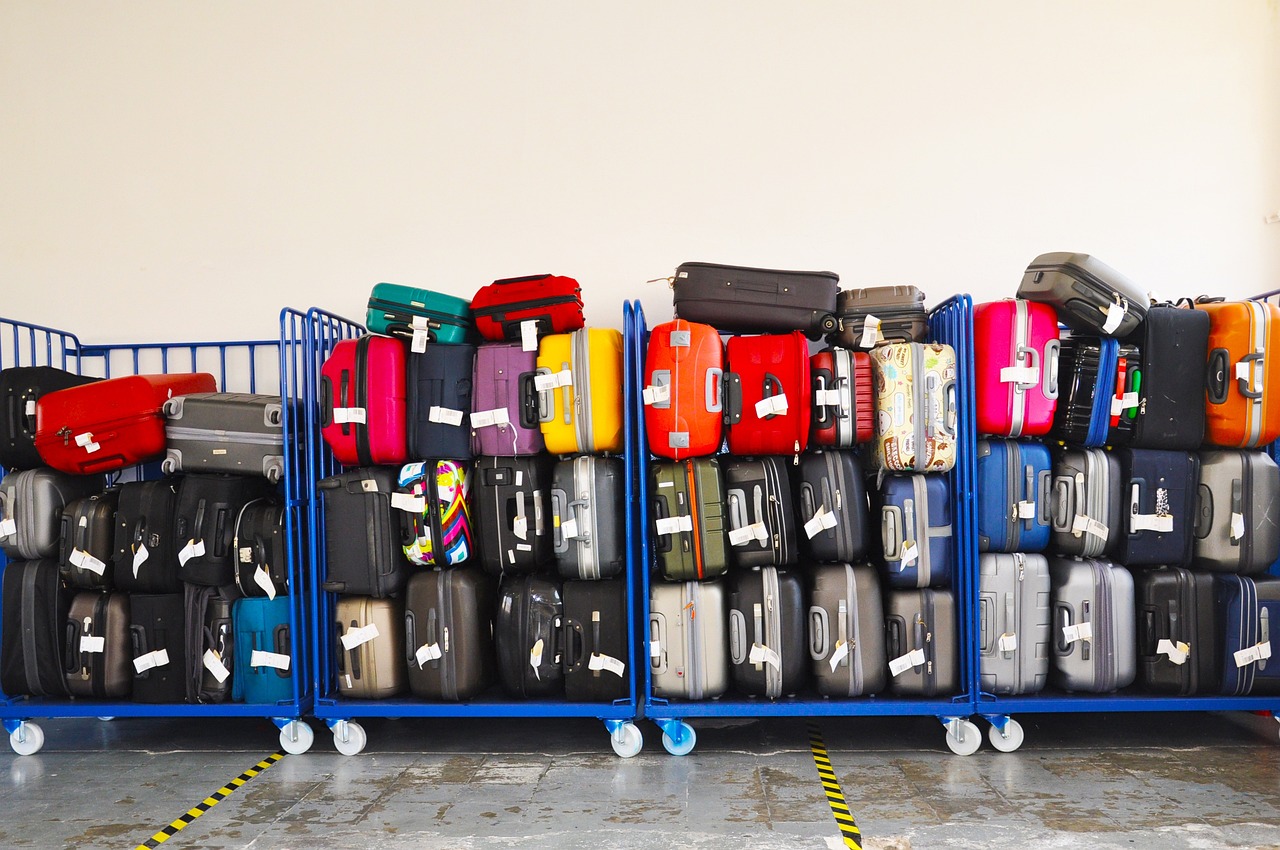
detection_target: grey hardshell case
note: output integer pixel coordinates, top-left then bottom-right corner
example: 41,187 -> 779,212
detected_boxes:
808,563 -> 887,696
979,553 -> 1052,695
1048,557 -> 1137,693
1194,450 -> 1280,574
1016,252 -> 1148,337
0,469 -> 98,560
1050,449 -> 1122,557
551,455 -> 626,580
161,393 -> 286,483
649,579 -> 729,700
885,589 -> 958,697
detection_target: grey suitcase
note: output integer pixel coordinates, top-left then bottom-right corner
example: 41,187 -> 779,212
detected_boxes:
728,566 -> 808,698
829,285 -> 929,349
979,553 -> 1052,695
1194,449 -> 1280,574
808,562 -> 886,696
723,457 -> 798,569
551,455 -> 626,580
161,393 -> 286,483
1016,252 -> 1148,337
1050,448 -> 1122,558
885,588 -> 958,696
0,469 -> 98,560
649,579 -> 729,700
1048,557 -> 1137,692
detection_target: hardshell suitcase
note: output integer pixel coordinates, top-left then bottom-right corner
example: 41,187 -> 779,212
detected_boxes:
807,563 -> 886,696
1016,252 -> 1147,337
1216,574 -> 1280,696
319,335 -> 408,467
562,579 -> 630,702
724,332 -> 811,458
650,458 -> 730,581
649,579 -> 729,700
885,588 -> 958,697
1050,336 -> 1141,446
408,344 -> 476,461
495,575 -> 564,698
795,451 -> 868,563
160,393 -> 286,482
231,499 -> 288,598
643,320 -> 725,459
112,478 -> 182,594
537,328 -> 625,455
174,474 -> 278,587
471,274 -> 585,342
231,595 -> 294,705
671,261 -> 839,338
829,285 -> 929,350
869,342 -> 958,473
728,566 -> 808,698
1048,557 -> 1137,693
59,491 -> 120,590
1115,449 -> 1198,567
1134,567 -> 1219,695
1125,305 -> 1209,449
878,475 -> 953,589
129,592 -> 189,703
979,553 -> 1051,696
396,461 -> 472,568
810,348 -> 874,448
723,457 -> 798,569
470,343 -> 544,456
976,440 -> 1052,553
0,468 -> 98,560
470,455 -> 553,577
319,467 -> 409,598
974,299 -> 1061,438
404,568 -> 495,700
334,595 -> 406,699
1195,450 -> 1280,574
185,584 -> 234,704
34,372 -> 217,475
64,590 -> 131,699
1050,448 -> 1122,558
0,559 -> 71,697
0,366 -> 99,470
365,282 -> 472,346
1199,300 -> 1280,449
551,455 -> 626,580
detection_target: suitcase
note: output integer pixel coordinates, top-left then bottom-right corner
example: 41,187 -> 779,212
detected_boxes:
0,559 -> 71,697
650,458 -> 730,582
471,274 -> 585,342
230,499 -> 288,598
671,262 -> 839,338
469,343 -> 545,456
64,590 -> 131,699
470,455 -> 553,577
795,451 -> 868,563
495,575 -> 564,698
1115,449 -> 1198,567
807,563 -> 887,696
723,457 -> 798,569
728,566 -> 808,698
34,372 -> 217,475
1050,336 -> 1141,446
112,478 -> 183,594
869,342 -> 958,473
129,592 -> 189,703
978,553 -> 1052,695
1050,448 -> 1122,558
1048,557 -> 1137,693
810,349 -> 874,448
160,392 -> 286,482
404,568 -> 495,701
319,335 -> 408,467
185,584 -> 234,704
562,579 -> 630,702
1134,567 -> 1219,695
885,588 -> 958,697
408,344 -> 475,461
878,474 -> 953,589
365,282 -> 473,346
1216,574 -> 1280,696
1194,450 -> 1280,574
319,467 -> 409,597
334,595 -> 406,699
231,595 -> 294,705
1016,252 -> 1148,337
649,578 -> 729,699
828,285 -> 929,350
724,332 -> 812,458
643,319 -> 725,459
59,491 -> 120,590
0,366 -> 99,470
174,474 -> 278,587
396,461 -> 472,568
537,328 -> 625,455
974,299 -> 1060,438
1124,305 -> 1209,449
976,440 -> 1052,553
551,456 -> 626,580
0,468 -> 98,560
1199,300 -> 1280,449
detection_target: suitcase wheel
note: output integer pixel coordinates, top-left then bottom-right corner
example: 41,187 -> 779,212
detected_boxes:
943,718 -> 981,756
8,721 -> 44,756
819,313 -> 839,334
331,720 -> 367,756
986,717 -> 1025,753
279,719 -> 315,755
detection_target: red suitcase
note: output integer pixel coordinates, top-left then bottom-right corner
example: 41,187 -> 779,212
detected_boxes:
643,319 -> 724,459
471,274 -> 585,343
724,332 -> 811,458
34,373 -> 217,475
810,348 -> 873,447
320,335 -> 408,466
974,299 -> 1061,437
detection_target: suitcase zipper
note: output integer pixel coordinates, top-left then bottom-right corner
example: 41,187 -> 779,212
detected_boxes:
90,593 -> 109,697
1239,453 -> 1254,571
354,336 -> 372,467
440,570 -> 456,700
470,294 -> 582,319
765,567 -> 782,699
687,581 -> 703,700
766,461 -> 785,564
21,564 -> 41,694
1009,300 -> 1029,437
846,565 -> 862,696
1006,444 -> 1020,551
829,452 -> 847,561
685,461 -> 704,580
1013,554 -> 1026,694
368,299 -> 471,327
912,345 -> 927,470
911,475 -> 930,586
577,456 -> 598,580
572,330 -> 593,452
164,426 -> 284,447
834,350 -> 853,448
921,591 -> 936,697
1246,301 -> 1267,447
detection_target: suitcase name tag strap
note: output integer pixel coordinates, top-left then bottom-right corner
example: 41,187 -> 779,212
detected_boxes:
829,639 -> 850,672
177,538 -> 206,567
889,647 -> 926,677
588,652 -> 626,677
1061,621 -> 1093,644
1233,641 -> 1272,668
748,642 -> 781,670
80,632 -> 105,654
68,548 -> 107,576
134,647 -> 170,673
803,506 -> 838,539
250,649 -> 291,671
1157,639 -> 1190,665
203,648 -> 231,683
340,623 -> 379,651
1101,297 -> 1127,334
860,316 -> 883,349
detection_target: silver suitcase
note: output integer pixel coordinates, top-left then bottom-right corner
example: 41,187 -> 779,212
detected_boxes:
808,563 -> 886,696
1050,448 -> 1121,557
885,588 -> 958,697
1194,449 -> 1280,574
0,469 -> 97,560
650,579 -> 728,700
979,553 -> 1051,695
161,393 -> 286,483
1048,557 -> 1136,692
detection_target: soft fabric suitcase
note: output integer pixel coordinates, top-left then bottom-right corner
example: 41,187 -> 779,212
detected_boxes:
1194,450 -> 1280,574
551,455 -> 626,580
1115,449 -> 1198,567
0,366 -> 99,470
59,491 -> 120,590
1216,574 -> 1280,696
976,440 -> 1052,553
1134,567 -> 1219,695
334,595 -> 406,699
1050,448 -> 1122,558
1124,305 -> 1209,449
470,455 -> 553,577
829,285 -> 929,350
174,474 -> 278,587
230,498 -> 288,598
470,343 -> 545,456
562,579 -> 630,702
1016,252 -> 1147,337
185,584 -> 234,704
471,274 -> 585,342
495,575 -> 564,698
869,342 -> 958,473
129,592 -> 189,703
1050,336 -> 1140,446
112,478 -> 183,594
724,331 -> 811,458
34,372 -> 217,475
0,468 -> 98,560
365,282 -> 472,346
537,328 -> 625,455
974,299 -> 1061,438
408,344 -> 475,461
671,261 -> 839,338
649,578 -> 729,699
1199,300 -> 1280,448
650,458 -> 730,581
231,595 -> 294,705
160,392 -> 286,482
885,588 -> 958,697
795,451 -> 868,563
810,348 -> 874,448
878,474 -> 953,588
807,563 -> 886,696
319,335 -> 408,467
643,319 -> 725,459
396,460 -> 472,568
65,590 -> 131,699
404,568 -> 495,701
0,559 -> 72,697
319,467 -> 409,597
1048,557 -> 1137,693
979,553 -> 1051,695
728,566 -> 808,698
723,457 -> 798,569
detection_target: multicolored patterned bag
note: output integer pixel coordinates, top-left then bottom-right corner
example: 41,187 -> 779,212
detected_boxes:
397,460 -> 472,566
869,342 -> 958,473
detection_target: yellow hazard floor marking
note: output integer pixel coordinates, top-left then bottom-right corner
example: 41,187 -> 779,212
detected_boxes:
134,752 -> 284,849
808,723 -> 862,850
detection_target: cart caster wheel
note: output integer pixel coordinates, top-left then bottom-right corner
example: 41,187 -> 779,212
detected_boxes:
988,718 -> 1024,753
944,719 -> 981,756
279,720 -> 314,755
333,722 -> 367,756
610,723 -> 643,759
10,723 -> 44,756
97,716 -> 115,722
661,723 -> 696,756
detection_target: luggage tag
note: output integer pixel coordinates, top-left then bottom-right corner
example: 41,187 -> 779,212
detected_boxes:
860,316 -> 882,349
0,515 -> 16,539
650,639 -> 662,660
728,521 -> 768,547
1234,641 -> 1272,668
642,383 -> 671,406
1110,392 -> 1139,416
529,638 -> 545,679
655,515 -> 693,536
177,538 -> 206,567
69,548 -> 107,577
1000,365 -> 1039,387
253,565 -> 278,600
132,543 -> 149,578
888,647 -> 926,677
828,639 -> 850,672
1061,621 -> 1093,645
340,623 -> 380,651
1231,512 -> 1246,541
748,642 -> 782,671
391,492 -> 427,513
588,652 -> 626,678
534,371 -> 573,392
203,649 -> 231,683
816,388 -> 848,410
24,399 -> 35,418
74,432 -> 101,454
415,642 -> 443,668
521,320 -> 540,353
1101,299 -> 1125,334
1071,514 -> 1109,540
560,516 -> 580,540
1131,513 -> 1174,534
410,316 -> 431,353
755,394 -> 788,419
1015,501 -> 1037,520
80,635 -> 106,654
803,507 -> 838,540
428,406 -> 466,427
133,648 -> 170,674
1157,639 -> 1190,666
332,407 -> 367,425
513,514 -> 528,541
998,633 -> 1017,653
899,541 -> 920,567
250,650 -> 291,671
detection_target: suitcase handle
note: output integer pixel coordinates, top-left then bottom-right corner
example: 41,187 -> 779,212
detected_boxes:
648,613 -> 667,674
1053,604 -> 1075,655
808,606 -> 829,661
1206,348 -> 1230,405
880,506 -> 903,559
130,624 -> 148,679
404,610 -> 417,667
562,618 -> 586,674
1042,339 -> 1061,400
723,372 -> 742,425
759,373 -> 784,420
1139,607 -> 1157,655
1050,476 -> 1073,533
812,373 -> 831,427
63,619 -> 80,675
320,375 -> 334,428
1237,352 -> 1265,399
885,615 -> 904,659
650,493 -> 673,556
519,372 -> 541,429
550,490 -> 567,552
1194,483 -> 1214,540
492,274 -> 552,286
333,622 -> 347,676
978,595 -> 994,654
728,608 -> 747,666
706,368 -> 723,413
799,483 -> 816,526
1036,470 -> 1052,526
273,624 -> 290,679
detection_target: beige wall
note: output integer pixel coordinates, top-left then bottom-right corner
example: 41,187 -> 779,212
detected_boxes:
2,1 -> 1278,342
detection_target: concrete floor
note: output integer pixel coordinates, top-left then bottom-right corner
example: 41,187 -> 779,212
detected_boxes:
1,712 -> 1279,849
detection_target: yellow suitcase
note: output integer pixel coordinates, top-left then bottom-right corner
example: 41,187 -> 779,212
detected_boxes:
537,328 -> 624,454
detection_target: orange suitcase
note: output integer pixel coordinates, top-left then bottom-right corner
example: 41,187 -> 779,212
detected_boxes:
643,320 -> 724,459
1199,301 -> 1280,448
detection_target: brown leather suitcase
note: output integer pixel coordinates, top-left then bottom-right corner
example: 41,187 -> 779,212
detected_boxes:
65,591 -> 132,699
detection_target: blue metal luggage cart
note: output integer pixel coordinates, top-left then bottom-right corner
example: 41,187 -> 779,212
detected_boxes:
627,297 -> 984,755
0,309 -> 316,755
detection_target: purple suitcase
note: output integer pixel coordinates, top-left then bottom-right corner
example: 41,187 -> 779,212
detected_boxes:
470,343 -> 544,456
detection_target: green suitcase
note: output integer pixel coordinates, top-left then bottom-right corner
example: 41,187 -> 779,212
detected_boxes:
651,458 -> 729,581
365,283 -> 473,345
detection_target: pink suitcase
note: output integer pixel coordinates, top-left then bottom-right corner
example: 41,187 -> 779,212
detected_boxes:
320,335 -> 408,466
974,300 -> 1060,437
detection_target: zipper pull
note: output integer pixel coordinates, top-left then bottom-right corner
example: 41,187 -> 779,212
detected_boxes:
793,441 -> 800,466
58,426 -> 71,447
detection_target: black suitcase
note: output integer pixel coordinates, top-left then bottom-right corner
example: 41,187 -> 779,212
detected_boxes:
318,467 -> 408,597
1134,567 -> 1220,695
795,451 -> 868,563
470,456 -> 553,577
0,366 -> 99,470
551,456 -> 626,581
727,566 -> 808,698
113,479 -> 183,594
0,559 -> 72,697
672,262 -> 839,339
408,344 -> 476,461
185,585 -> 234,704
495,574 -> 563,698
174,474 -> 277,588
722,457 -> 798,569
65,590 -> 132,699
1050,336 -> 1141,446
231,498 -> 288,598
129,592 -> 188,703
59,490 -> 119,590
404,567 -> 496,700
1124,305 -> 1210,449
561,579 -> 629,702
1115,449 -> 1199,567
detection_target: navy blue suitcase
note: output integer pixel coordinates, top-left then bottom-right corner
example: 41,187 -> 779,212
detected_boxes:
408,343 -> 476,461
878,474 -> 953,588
1216,574 -> 1280,696
976,440 -> 1052,553
1115,449 -> 1198,567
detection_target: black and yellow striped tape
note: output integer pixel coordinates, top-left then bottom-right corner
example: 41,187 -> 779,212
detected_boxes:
134,752 -> 284,849
807,723 -> 862,849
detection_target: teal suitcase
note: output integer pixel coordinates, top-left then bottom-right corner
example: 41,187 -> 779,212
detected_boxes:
231,596 -> 294,704
366,283 -> 473,345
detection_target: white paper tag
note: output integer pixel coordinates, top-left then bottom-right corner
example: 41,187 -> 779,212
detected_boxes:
250,650 -> 291,671
642,384 -> 671,406
1017,500 -> 1037,519
1000,365 -> 1040,386
529,637 -> 544,675
899,541 -> 919,566
1157,639 -> 1190,666
411,327 -> 430,353
133,648 -> 170,674
254,565 -> 277,600
1236,360 -> 1253,381
80,635 -> 105,654
655,515 -> 693,536
132,543 -> 149,578
554,369 -> 573,387
1071,515 -> 1109,539
560,517 -> 580,540
816,388 -> 845,408
390,492 -> 427,514
513,514 -> 528,540
1132,513 -> 1175,533
83,440 -> 100,453
1062,622 -> 1094,644
889,647 -> 926,677
177,538 -> 206,567
78,515 -> 88,528
803,507 -> 839,539
332,407 -> 367,424
1102,302 -> 1124,334
588,653 -> 627,678
69,548 -> 107,577
411,315 -> 430,330
1231,512 -> 1246,541
74,432 -> 93,447
0,518 -> 16,538
748,642 -> 782,671
860,315 -> 882,348
1111,392 -> 1140,415
428,406 -> 465,427
728,525 -> 755,547
520,320 -> 539,352
828,639 -> 850,672
650,639 -> 661,659
754,394 -> 789,418
340,623 -> 380,651
24,400 -> 35,416
415,642 -> 443,667
998,632 -> 1018,652
203,649 -> 231,683
1234,644 -> 1266,668
470,408 -> 511,428
533,373 -> 558,392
